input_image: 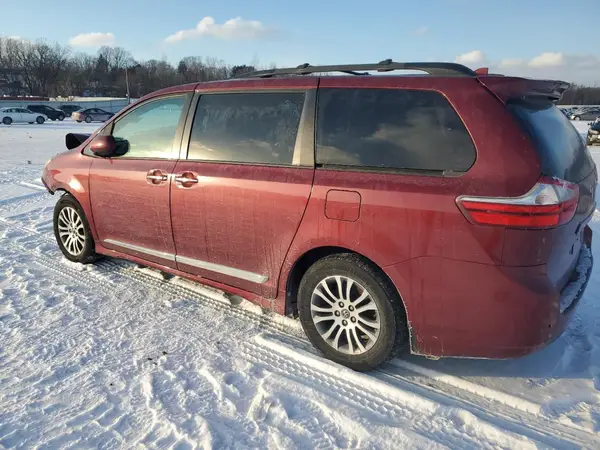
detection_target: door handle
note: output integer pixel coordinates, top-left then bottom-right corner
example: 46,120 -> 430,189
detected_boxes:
146,169 -> 168,185
174,172 -> 199,187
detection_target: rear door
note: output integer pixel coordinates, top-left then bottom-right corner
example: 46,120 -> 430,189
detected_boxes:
89,93 -> 191,268
170,86 -> 317,299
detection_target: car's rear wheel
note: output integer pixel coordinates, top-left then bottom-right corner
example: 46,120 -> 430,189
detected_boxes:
3,117 -> 12,125
53,194 -> 100,264
58,114 -> 65,121
298,253 -> 407,371
85,116 -> 92,123
77,120 -> 82,123
36,116 -> 45,124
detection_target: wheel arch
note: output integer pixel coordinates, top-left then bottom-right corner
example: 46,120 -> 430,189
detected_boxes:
285,246 -> 409,323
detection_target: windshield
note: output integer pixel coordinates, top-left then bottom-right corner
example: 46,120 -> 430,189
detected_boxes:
509,101 -> 595,183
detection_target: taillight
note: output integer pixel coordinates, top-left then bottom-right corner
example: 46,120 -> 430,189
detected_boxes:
456,177 -> 579,229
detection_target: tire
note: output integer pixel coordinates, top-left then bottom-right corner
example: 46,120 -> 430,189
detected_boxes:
85,116 -> 92,123
36,116 -> 45,124
77,120 -> 82,123
298,253 -> 407,371
2,117 -> 12,125
58,114 -> 65,121
29,122 -> 34,124
575,116 -> 581,121
53,194 -> 100,264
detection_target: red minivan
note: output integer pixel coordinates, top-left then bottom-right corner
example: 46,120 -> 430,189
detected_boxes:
42,61 -> 596,371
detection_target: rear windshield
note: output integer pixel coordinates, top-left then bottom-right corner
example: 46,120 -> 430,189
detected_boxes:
509,101 -> 594,183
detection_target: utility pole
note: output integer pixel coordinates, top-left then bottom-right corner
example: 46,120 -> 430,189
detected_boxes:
125,66 -> 130,104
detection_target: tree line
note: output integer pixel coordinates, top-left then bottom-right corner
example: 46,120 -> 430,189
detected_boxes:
1,37 -> 599,103
0,37 -> 258,99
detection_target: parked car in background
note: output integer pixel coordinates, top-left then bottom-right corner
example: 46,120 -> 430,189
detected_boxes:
72,108 -> 114,123
588,121 -> 600,145
1,107 -> 47,125
570,108 -> 600,121
59,105 -> 81,115
42,61 -> 596,371
28,104 -> 65,121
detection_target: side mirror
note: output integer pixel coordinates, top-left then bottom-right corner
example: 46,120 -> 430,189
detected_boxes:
90,135 -> 117,157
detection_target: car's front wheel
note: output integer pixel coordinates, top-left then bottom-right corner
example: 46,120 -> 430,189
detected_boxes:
2,117 -> 12,125
36,116 -> 45,124
298,254 -> 407,371
85,116 -> 92,123
53,194 -> 100,264
58,114 -> 65,121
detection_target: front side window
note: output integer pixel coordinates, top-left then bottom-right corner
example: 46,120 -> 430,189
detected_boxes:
316,88 -> 476,173
110,95 -> 186,159
188,92 -> 305,165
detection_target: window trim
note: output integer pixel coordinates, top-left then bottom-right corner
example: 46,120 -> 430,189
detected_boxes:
314,87 -> 476,176
83,92 -> 193,160
180,89 -> 316,168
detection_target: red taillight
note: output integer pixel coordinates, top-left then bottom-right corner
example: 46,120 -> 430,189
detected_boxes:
457,177 -> 579,229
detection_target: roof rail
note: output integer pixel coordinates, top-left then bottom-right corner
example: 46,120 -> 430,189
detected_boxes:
233,60 -> 477,79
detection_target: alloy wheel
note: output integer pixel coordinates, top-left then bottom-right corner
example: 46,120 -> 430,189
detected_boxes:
57,206 -> 86,256
310,275 -> 381,355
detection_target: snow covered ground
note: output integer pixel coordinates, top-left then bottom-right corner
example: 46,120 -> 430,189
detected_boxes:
1,120 -> 600,449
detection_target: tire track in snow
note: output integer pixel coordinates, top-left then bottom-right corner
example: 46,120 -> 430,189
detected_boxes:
1,204 -> 598,448
249,334 -> 599,449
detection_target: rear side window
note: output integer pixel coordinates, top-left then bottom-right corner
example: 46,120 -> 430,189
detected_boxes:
188,92 -> 305,165
509,101 -> 594,182
316,88 -> 476,172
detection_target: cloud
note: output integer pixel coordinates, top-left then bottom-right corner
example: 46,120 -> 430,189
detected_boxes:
414,26 -> 429,36
455,50 -> 486,65
69,32 -> 115,48
165,17 -> 276,43
499,58 -> 523,68
456,50 -> 600,85
528,52 -> 565,68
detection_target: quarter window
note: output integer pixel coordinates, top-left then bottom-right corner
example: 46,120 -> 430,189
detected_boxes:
188,92 -> 305,165
110,95 -> 186,159
316,88 -> 476,172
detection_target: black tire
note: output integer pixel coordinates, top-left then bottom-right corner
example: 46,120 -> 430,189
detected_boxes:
36,116 -> 45,124
2,117 -> 12,125
77,120 -> 82,123
85,116 -> 92,123
53,194 -> 100,264
58,114 -> 65,121
298,253 -> 407,371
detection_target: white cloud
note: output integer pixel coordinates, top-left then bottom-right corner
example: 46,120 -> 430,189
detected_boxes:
455,51 -> 600,85
414,26 -> 429,36
499,58 -> 523,68
69,32 -> 115,48
528,52 -> 565,68
455,50 -> 486,65
165,17 -> 275,43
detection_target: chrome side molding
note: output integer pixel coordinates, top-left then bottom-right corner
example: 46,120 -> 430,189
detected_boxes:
103,239 -> 268,284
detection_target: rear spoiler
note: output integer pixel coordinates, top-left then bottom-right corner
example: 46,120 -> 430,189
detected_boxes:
66,133 -> 91,150
478,76 -> 570,103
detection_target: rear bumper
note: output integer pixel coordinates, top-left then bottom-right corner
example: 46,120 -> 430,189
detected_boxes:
385,226 -> 594,358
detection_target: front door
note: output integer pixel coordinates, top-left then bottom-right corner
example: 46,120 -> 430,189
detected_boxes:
89,94 -> 190,268
170,88 -> 316,299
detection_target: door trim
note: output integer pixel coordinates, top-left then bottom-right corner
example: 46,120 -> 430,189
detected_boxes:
104,239 -> 176,262
176,255 -> 269,284
103,239 -> 268,283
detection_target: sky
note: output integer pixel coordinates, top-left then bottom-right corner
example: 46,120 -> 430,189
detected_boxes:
1,0 -> 599,84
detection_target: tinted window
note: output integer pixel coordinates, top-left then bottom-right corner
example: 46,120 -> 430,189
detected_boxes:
316,88 -> 476,172
509,101 -> 594,182
110,95 -> 186,159
188,92 -> 305,165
